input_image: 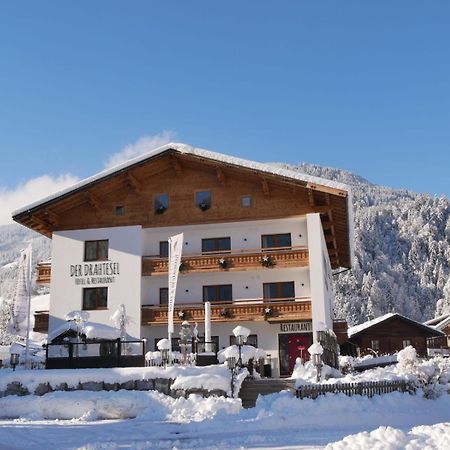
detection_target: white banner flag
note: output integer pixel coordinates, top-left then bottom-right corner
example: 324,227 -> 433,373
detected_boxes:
9,244 -> 32,337
168,233 -> 184,334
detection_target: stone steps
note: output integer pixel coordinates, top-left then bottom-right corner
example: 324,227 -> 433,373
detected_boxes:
238,378 -> 296,408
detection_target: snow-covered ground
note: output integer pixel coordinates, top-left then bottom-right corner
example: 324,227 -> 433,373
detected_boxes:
0,388 -> 449,449
0,347 -> 449,449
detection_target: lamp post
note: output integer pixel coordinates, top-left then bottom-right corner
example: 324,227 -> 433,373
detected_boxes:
157,338 -> 171,368
308,343 -> 324,383
232,325 -> 251,368
179,320 -> 193,365
227,356 -> 237,397
10,342 -> 23,371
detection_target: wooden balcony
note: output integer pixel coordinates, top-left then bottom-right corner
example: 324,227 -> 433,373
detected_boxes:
36,261 -> 51,285
142,246 -> 309,276
34,310 -> 49,333
141,298 -> 312,325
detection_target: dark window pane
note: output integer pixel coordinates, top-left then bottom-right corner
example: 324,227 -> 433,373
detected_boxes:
83,287 -> 108,310
241,195 -> 252,207
203,285 -> 232,302
263,282 -> 295,300
155,194 -> 169,213
115,206 -> 125,216
202,237 -> 231,253
261,233 -> 292,249
196,191 -> 211,210
84,240 -> 108,261
159,241 -> 169,257
160,288 -> 168,306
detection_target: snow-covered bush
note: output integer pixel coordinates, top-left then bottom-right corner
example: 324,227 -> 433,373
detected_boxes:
291,358 -> 342,386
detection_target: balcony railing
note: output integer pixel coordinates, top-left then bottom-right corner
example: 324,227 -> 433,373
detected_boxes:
141,297 -> 312,325
36,261 -> 51,285
36,247 -> 310,284
142,246 -> 309,276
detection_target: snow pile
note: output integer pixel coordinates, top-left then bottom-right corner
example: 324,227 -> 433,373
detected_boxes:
171,372 -> 231,394
291,359 -> 342,386
0,365 -> 231,394
326,422 -> 450,450
0,390 -> 240,421
217,345 -> 266,364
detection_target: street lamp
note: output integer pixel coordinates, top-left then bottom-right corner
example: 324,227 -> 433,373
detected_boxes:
308,342 -> 324,382
233,325 -> 250,368
179,321 -> 193,365
157,338 -> 171,368
10,342 -> 22,371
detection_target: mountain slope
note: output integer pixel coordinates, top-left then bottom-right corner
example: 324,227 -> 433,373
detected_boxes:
278,162 -> 450,324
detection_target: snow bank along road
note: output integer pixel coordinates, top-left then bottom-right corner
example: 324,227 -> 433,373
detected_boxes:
0,389 -> 449,449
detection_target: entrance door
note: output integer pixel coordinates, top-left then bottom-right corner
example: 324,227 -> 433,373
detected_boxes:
278,333 -> 311,376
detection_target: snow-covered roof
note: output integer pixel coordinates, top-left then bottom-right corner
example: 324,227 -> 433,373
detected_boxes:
47,321 -> 121,342
424,314 -> 450,330
12,142 -> 351,216
348,313 -> 443,338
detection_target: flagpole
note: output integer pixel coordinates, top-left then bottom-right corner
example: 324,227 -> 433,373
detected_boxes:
24,244 -> 32,369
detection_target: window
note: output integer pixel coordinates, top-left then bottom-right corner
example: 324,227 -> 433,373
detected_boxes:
115,205 -> 125,216
159,288 -> 168,306
203,285 -> 232,303
154,194 -> 169,214
241,195 -> 252,207
230,334 -> 258,348
201,237 -> 231,254
83,287 -> 108,310
370,339 -> 380,351
261,233 -> 292,250
196,191 -> 211,211
263,282 -> 295,301
84,240 -> 108,261
159,241 -> 169,258
402,339 -> 412,348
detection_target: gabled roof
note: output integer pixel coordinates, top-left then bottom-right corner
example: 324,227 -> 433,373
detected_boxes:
12,142 -> 351,216
12,142 -> 355,268
425,314 -> 450,331
348,313 -> 444,339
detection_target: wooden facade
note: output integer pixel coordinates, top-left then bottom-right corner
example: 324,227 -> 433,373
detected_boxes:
14,148 -> 352,270
347,314 -> 444,357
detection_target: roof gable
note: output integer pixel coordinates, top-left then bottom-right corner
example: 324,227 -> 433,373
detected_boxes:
348,313 -> 444,338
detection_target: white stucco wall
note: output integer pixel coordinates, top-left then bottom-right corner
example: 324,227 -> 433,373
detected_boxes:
306,213 -> 335,341
49,226 -> 142,339
141,217 -> 308,256
141,267 -> 311,305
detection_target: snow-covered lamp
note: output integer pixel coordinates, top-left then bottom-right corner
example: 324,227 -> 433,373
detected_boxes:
233,325 -> 251,367
10,343 -> 22,371
157,338 -> 170,367
308,342 -> 324,382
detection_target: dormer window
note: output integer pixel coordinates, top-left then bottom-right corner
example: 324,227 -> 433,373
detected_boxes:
196,191 -> 211,211
154,194 -> 169,214
115,205 -> 125,216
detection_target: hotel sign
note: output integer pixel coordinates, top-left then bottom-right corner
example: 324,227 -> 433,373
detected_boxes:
69,262 -> 120,286
280,322 -> 312,333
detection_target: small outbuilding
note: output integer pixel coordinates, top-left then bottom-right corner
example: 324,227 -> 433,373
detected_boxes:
424,314 -> 450,356
346,313 -> 444,357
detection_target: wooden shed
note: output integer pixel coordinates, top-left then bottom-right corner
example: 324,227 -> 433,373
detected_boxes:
346,313 -> 444,357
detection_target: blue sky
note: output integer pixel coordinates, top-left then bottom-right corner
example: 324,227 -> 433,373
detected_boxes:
0,1 -> 449,222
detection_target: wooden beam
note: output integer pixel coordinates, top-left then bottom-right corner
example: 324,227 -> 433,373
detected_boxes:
261,178 -> 270,197
44,210 -> 59,226
126,172 -> 144,195
31,214 -> 51,229
84,191 -> 101,211
171,155 -> 183,175
216,167 -> 226,186
308,189 -> 315,207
